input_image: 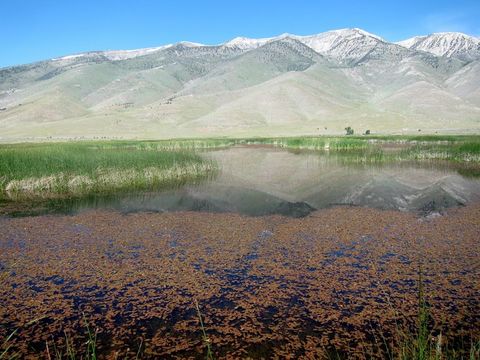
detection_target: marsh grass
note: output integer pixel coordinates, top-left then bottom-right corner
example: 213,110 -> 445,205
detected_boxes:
240,136 -> 370,151
0,142 -> 216,200
44,315 -> 97,360
234,135 -> 480,173
368,270 -> 480,360
0,263 -> 17,360
246,135 -> 480,167
403,141 -> 480,163
0,315 -> 46,360
195,299 -> 215,360
0,330 -> 17,360
354,135 -> 479,143
92,139 -> 236,151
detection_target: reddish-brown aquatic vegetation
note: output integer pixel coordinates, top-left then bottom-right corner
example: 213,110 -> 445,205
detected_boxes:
0,204 -> 479,359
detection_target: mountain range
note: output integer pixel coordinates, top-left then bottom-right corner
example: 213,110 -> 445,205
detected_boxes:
1,28 -> 479,140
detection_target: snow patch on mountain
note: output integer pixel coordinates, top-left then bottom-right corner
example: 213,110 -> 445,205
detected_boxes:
396,32 -> 480,60
224,36 -> 274,50
294,28 -> 384,58
177,41 -> 205,47
396,36 -> 427,49
103,45 -> 174,60
223,28 -> 386,62
51,42 -> 204,63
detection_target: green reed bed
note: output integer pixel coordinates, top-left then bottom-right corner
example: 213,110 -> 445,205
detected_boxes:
380,272 -> 479,360
242,135 -> 480,164
239,136 -> 369,151
402,141 -> 480,162
365,134 -> 480,143
91,138 -> 237,152
0,142 -> 216,200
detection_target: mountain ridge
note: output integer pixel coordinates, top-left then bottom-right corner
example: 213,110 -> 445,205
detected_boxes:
0,28 -> 479,140
4,28 -> 479,70
396,32 -> 480,61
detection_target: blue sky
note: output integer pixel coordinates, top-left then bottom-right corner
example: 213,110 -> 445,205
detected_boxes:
1,0 -> 480,68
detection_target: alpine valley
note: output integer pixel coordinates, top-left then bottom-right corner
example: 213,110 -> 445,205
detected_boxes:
1,28 -> 479,140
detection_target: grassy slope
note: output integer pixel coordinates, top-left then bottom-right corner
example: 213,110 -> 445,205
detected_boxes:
1,42 -> 479,141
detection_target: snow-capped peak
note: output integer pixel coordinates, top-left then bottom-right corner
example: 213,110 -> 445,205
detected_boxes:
51,28 -> 388,65
48,29 -> 480,67
224,36 -> 275,50
52,44 -> 174,62
102,45 -> 173,60
222,28 -> 385,56
52,53 -> 86,61
290,28 -> 384,55
337,28 -> 384,41
51,42 -> 205,63
223,33 -> 301,50
396,32 -> 480,59
177,41 -> 205,47
396,35 -> 427,49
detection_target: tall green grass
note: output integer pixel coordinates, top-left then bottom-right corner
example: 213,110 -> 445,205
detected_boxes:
239,136 -> 369,151
365,270 -> 480,360
404,141 -> 480,162
195,299 -> 215,360
92,138 -> 236,151
0,331 -> 17,360
0,142 -> 208,181
0,142 -> 216,199
242,135 -> 480,164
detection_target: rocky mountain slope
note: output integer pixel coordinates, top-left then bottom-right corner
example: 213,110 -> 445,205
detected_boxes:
397,32 -> 480,61
0,28 -> 479,140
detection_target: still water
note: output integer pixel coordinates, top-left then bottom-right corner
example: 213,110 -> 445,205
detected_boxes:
22,146 -> 480,217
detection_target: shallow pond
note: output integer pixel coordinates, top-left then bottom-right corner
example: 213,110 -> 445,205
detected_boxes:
7,146 -> 480,217
1,146 -> 479,358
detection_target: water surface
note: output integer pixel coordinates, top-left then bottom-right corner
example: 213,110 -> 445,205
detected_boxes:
13,146 -> 480,217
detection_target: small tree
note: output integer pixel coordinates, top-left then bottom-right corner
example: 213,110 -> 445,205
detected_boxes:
365,130 -> 371,135
345,126 -> 354,135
